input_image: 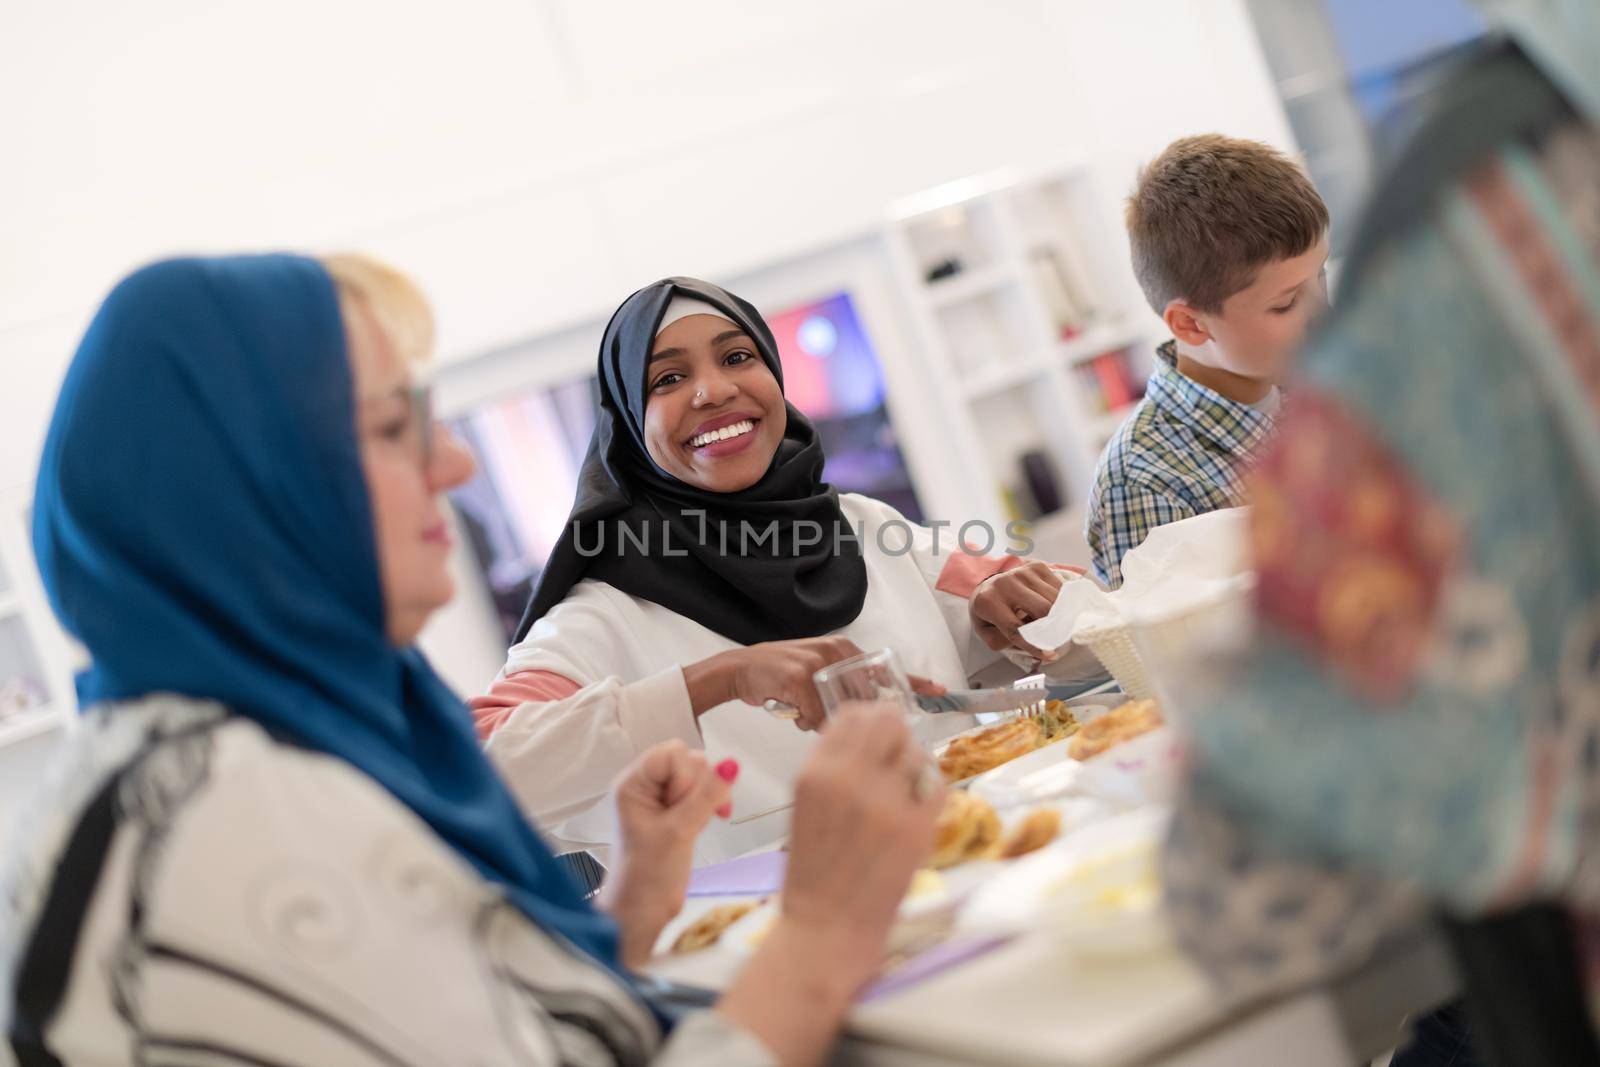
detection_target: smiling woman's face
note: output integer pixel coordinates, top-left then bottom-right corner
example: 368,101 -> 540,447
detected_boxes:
641,313 -> 787,492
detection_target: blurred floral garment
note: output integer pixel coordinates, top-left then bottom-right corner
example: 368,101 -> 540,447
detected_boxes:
1161,41 -> 1600,1016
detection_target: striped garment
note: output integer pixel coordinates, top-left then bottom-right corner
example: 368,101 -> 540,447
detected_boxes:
1084,340 -> 1276,587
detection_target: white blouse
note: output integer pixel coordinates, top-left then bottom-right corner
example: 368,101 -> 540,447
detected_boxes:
478,494 -> 1017,866
0,697 -> 775,1067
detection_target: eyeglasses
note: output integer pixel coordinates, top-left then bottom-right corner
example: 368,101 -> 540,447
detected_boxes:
408,384 -> 435,468
362,383 -> 436,467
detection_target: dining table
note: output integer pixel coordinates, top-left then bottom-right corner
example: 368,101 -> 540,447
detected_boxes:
645,676 -> 1461,1066
647,871 -> 1458,1067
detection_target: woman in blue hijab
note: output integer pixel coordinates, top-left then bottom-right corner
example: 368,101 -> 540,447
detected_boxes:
0,253 -> 942,1067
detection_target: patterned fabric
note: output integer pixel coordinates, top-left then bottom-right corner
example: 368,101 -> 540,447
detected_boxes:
1161,53 -> 1600,1005
1085,341 -> 1276,588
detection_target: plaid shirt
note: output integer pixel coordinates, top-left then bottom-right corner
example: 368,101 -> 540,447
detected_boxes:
1085,341 -> 1276,588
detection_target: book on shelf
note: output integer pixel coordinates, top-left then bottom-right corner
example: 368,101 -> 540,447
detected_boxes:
1091,355 -> 1131,411
1074,348 -> 1145,413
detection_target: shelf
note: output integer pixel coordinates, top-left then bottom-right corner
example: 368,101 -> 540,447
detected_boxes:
885,164 -> 1159,556
888,169 -> 1018,221
1058,320 -> 1144,366
924,264 -> 1015,308
0,707 -> 62,750
957,357 -> 1049,400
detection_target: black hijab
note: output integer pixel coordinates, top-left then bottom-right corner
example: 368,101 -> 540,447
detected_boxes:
514,277 -> 867,645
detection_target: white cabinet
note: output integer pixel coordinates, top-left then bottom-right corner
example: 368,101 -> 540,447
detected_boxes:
0,484 -> 76,751
885,166 -> 1162,567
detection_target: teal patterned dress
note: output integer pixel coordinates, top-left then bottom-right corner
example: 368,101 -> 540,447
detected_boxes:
1163,45 -> 1600,1009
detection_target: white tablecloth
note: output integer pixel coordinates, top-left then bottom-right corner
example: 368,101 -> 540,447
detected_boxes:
648,893 -> 1456,1067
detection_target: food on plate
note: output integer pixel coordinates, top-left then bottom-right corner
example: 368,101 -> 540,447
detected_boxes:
741,912 -> 778,950
1047,841 -> 1160,914
994,807 -> 1063,860
929,792 -> 1065,867
906,867 -> 947,901
929,791 -> 1002,868
671,901 -> 760,954
939,719 -> 1046,782
1040,699 -> 1081,742
1067,699 -> 1164,761
937,701 -> 1082,782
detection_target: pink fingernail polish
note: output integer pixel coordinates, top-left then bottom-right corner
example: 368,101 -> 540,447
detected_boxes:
715,758 -> 739,782
716,803 -> 732,819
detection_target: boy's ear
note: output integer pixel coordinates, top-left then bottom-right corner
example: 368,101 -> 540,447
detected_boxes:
1163,300 -> 1211,346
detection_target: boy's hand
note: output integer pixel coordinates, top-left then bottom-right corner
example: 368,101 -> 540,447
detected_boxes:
970,561 -> 1075,658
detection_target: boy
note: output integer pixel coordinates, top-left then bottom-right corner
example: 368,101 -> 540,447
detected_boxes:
1085,134 -> 1330,588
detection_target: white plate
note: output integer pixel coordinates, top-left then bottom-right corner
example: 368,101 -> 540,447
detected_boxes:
676,858 -> 1001,958
1074,726 -> 1182,808
717,898 -> 781,954
968,742 -> 1081,805
958,806 -> 1172,958
931,698 -> 1118,786
899,858 -> 997,921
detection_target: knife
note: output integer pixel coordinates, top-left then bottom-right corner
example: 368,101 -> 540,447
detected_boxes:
762,675 -> 1110,721
736,677 -> 1117,824
908,680 -> 1104,715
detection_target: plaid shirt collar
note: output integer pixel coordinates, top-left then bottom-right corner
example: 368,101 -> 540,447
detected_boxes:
1144,340 -> 1277,460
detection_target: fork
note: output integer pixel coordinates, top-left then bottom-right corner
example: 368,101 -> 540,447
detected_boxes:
987,673 -> 1049,725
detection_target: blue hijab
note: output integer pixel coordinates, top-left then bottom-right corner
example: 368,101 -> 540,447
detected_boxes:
32,254 -> 622,975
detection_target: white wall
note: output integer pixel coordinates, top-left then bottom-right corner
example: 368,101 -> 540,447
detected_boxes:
0,0 -> 1295,815
2,0 -> 1294,491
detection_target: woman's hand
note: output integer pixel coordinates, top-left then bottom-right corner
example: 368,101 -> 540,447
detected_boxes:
598,740 -> 736,968
780,703 -> 943,965
969,561 -> 1079,658
716,704 -> 942,1064
684,637 -> 946,731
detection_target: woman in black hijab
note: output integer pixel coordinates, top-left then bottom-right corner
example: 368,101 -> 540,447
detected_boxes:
522,276 -> 869,649
472,277 -> 1071,864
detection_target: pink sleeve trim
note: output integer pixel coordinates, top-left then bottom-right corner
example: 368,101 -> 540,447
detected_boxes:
934,553 -> 1029,598
469,669 -> 583,742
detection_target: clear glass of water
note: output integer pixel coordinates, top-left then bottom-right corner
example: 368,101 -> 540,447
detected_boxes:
812,647 -> 916,717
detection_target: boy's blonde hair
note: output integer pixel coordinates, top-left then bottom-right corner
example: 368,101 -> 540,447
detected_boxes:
319,253 -> 435,366
1126,134 -> 1328,315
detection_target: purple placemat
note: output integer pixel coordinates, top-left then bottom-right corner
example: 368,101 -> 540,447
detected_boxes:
858,935 -> 1012,1003
685,850 -> 788,897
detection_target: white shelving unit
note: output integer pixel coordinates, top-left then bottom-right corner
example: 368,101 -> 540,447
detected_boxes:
885,166 -> 1159,566
0,707 -> 63,750
0,484 -> 75,753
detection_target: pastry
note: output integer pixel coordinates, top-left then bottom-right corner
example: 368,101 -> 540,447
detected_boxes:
938,719 -> 1046,782
967,796 -> 1002,857
929,791 -> 1002,868
671,901 -> 760,954
994,807 -> 1062,859
1067,699 -> 1163,761
929,791 -> 985,867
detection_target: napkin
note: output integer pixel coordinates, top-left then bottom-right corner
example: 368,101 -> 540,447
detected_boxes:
1017,508 -> 1253,654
